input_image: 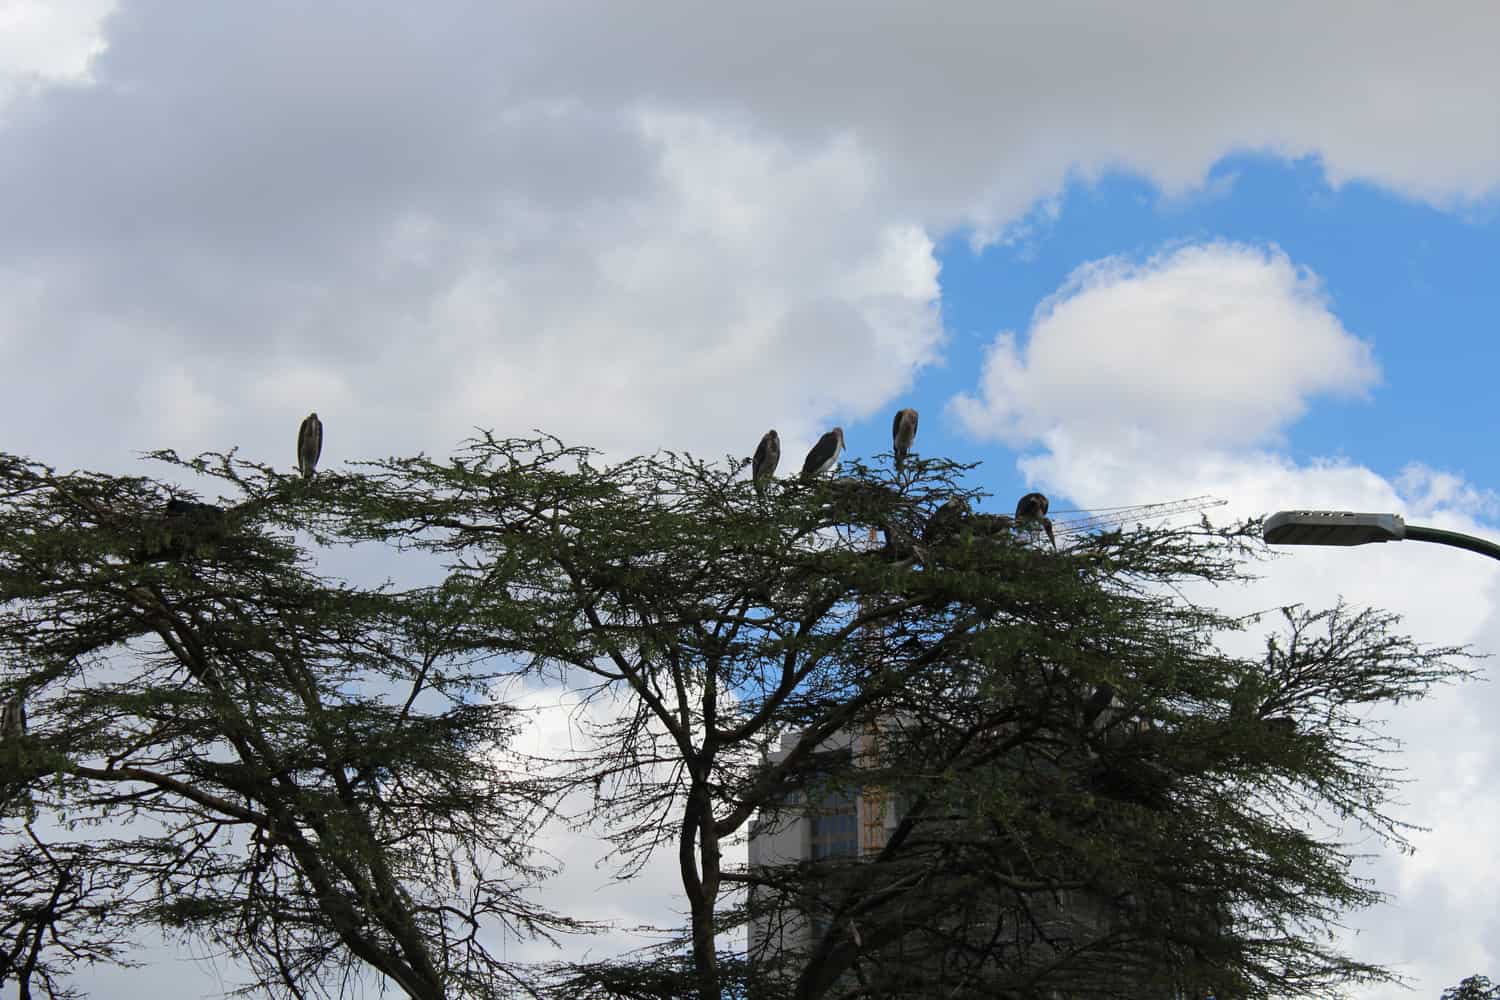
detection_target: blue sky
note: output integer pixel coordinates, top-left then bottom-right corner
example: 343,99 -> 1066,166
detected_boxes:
858,155 -> 1500,510
3,2 -> 1500,996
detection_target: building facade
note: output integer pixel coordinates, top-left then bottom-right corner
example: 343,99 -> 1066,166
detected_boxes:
744,717 -> 1224,998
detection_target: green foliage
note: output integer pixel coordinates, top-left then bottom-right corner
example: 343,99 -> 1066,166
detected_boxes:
324,436 -> 1472,1000
1444,976 -> 1500,1000
0,449 -> 580,999
0,436 -> 1477,1000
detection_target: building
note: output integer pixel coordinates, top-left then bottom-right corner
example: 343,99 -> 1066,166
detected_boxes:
744,714 -> 1226,998
746,726 -> 899,969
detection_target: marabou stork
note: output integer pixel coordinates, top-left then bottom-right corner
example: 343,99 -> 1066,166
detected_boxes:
1231,673 -> 1297,738
877,521 -> 920,566
1,691 -> 24,742
800,427 -> 844,481
137,498 -> 232,563
1014,491 -> 1054,547
923,498 -> 970,545
1082,682 -> 1119,731
970,513 -> 1014,538
751,430 -> 780,495
165,498 -> 224,519
297,412 -> 323,480
891,408 -> 918,471
0,689 -> 30,815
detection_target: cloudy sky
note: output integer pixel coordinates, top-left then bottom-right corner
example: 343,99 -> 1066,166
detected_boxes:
4,1 -> 1499,995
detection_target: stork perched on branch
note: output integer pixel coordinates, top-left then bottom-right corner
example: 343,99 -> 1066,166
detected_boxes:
751,430 -> 780,496
1,691 -> 24,743
1082,682 -> 1121,731
1015,491 -> 1054,547
970,513 -> 1013,538
923,499 -> 969,545
891,408 -> 918,471
800,427 -> 844,481
136,498 -> 233,563
0,689 -> 31,816
298,412 -> 323,480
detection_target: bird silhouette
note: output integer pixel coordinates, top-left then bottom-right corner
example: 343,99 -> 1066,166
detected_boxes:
752,430 -> 780,495
800,427 -> 845,481
298,412 -> 323,480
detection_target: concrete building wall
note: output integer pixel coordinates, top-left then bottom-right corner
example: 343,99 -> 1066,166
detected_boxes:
746,725 -> 905,968
743,719 -> 1196,995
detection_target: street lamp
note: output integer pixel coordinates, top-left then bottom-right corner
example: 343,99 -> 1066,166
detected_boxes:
1264,510 -> 1500,563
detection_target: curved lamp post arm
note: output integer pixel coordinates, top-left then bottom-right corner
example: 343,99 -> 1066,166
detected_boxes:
1402,524 -> 1500,562
1264,510 -> 1500,564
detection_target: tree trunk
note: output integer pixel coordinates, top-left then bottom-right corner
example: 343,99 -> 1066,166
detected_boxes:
682,774 -> 721,1000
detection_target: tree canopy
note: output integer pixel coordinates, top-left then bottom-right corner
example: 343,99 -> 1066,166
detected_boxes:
1443,976 -> 1500,1000
0,450 -> 582,999
0,437 -> 1475,999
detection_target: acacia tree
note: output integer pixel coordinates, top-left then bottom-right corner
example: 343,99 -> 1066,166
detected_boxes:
1444,976 -> 1500,1000
0,825 -> 136,999
1,438 -> 1472,999
330,435 -> 1472,1000
0,452 -> 583,999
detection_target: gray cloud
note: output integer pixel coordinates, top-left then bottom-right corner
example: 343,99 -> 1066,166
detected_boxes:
5,2 -> 1500,473
0,0 -> 113,105
498,1 -> 1500,219
0,3 -> 946,477
3,2 -> 1499,995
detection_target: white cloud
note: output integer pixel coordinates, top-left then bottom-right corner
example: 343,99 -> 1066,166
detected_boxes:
140,363 -> 227,446
0,0 -> 113,106
948,244 -> 1500,995
4,3 -> 1499,474
0,87 -> 941,472
1397,462 -> 1500,522
502,685 -> 689,962
952,243 -> 1379,453
433,112 -> 942,460
502,679 -> 750,965
496,1 -> 1500,229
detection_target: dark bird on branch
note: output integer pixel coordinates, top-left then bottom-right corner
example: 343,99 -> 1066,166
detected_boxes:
1,689 -> 32,816
1015,491 -> 1054,547
1230,674 -> 1296,739
1,691 -> 24,742
136,499 -> 233,563
1229,674 -> 1259,722
1082,682 -> 1119,730
923,499 -> 970,545
752,430 -> 780,495
891,408 -> 918,471
297,412 -> 323,480
800,427 -> 844,481
878,521 -> 921,566
1262,716 -> 1297,738
165,499 -> 224,519
970,513 -> 1014,538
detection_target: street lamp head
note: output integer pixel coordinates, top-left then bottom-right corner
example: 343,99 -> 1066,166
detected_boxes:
1264,510 -> 1406,546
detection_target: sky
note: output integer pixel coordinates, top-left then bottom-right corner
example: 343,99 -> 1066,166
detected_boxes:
2,1 -> 1499,995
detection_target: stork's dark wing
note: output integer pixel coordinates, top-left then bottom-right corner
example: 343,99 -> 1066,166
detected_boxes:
800,432 -> 837,478
1083,683 -> 1117,728
923,499 -> 968,544
298,415 -> 323,477
753,433 -> 777,476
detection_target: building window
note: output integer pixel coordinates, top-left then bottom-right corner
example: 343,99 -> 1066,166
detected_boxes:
809,786 -> 858,860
